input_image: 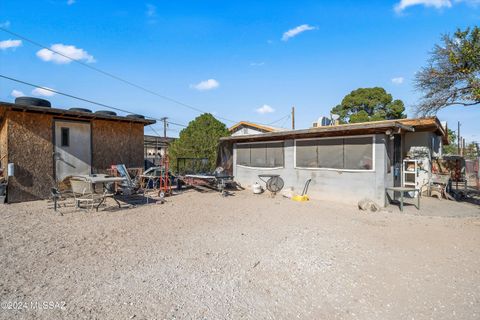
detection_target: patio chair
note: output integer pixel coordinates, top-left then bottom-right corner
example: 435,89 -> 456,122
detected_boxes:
70,178 -> 105,210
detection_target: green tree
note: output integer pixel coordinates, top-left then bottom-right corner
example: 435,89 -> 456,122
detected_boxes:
415,26 -> 480,115
169,113 -> 230,172
443,128 -> 458,155
331,87 -> 406,123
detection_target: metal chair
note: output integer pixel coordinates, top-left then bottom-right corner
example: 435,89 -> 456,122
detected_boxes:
70,178 -> 105,210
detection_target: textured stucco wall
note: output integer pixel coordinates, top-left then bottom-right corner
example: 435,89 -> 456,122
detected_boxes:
233,134 -> 388,205
4,111 -> 145,203
7,111 -> 55,202
0,114 -> 8,171
91,120 -> 144,172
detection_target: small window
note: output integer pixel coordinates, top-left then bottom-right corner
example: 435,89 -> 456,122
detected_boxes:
61,127 -> 70,147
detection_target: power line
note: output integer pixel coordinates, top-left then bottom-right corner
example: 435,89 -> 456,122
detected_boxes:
266,113 -> 290,126
0,74 -> 191,128
280,115 -> 291,129
0,27 -> 236,123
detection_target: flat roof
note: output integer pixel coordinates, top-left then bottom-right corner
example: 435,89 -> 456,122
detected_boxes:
0,101 -> 156,126
220,117 -> 448,144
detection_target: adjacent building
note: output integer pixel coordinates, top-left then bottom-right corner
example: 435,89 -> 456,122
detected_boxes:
0,98 -> 155,203
219,117 -> 448,205
144,135 -> 175,168
229,121 -> 286,136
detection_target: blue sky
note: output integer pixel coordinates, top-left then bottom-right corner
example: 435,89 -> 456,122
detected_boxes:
0,0 -> 479,140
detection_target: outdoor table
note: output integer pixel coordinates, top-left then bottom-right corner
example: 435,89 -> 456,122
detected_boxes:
73,175 -> 126,210
385,186 -> 420,212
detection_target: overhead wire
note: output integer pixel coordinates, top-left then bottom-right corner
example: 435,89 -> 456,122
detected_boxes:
0,27 -> 237,124
0,74 -> 192,127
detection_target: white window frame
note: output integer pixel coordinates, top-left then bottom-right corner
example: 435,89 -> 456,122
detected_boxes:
235,140 -> 285,170
294,134 -> 376,172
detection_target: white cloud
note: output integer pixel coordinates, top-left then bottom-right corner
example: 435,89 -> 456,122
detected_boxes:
190,79 -> 220,91
0,21 -> 11,28
394,0 -> 452,12
36,43 -> 95,64
32,87 -> 56,97
256,104 -> 275,114
11,90 -> 24,98
391,77 -> 405,84
67,0 -> 75,5
146,3 -> 157,17
282,24 -> 317,41
0,39 -> 22,50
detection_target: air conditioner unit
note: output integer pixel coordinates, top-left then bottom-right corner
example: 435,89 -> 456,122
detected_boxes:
312,122 -> 318,128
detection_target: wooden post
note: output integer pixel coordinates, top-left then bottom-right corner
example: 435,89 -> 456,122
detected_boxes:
291,106 -> 295,130
161,117 -> 168,138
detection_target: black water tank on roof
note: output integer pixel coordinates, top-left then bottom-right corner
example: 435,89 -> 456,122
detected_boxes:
95,110 -> 117,116
69,108 -> 92,113
126,114 -> 145,119
15,97 -> 51,108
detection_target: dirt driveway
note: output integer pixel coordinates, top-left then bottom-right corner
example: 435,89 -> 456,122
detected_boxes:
1,190 -> 479,319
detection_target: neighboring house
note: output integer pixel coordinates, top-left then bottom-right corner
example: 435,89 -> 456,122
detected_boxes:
144,135 -> 175,168
0,98 -> 155,203
219,117 -> 448,205
229,121 -> 286,136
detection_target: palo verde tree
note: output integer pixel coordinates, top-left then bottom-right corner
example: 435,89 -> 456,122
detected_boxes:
415,26 -> 480,115
168,113 -> 230,173
331,87 -> 406,123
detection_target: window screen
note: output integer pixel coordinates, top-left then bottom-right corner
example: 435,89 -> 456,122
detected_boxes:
236,144 -> 251,166
317,138 -> 344,169
344,137 -> 373,170
296,140 -> 319,167
236,142 -> 284,167
296,137 -> 374,170
61,127 -> 69,147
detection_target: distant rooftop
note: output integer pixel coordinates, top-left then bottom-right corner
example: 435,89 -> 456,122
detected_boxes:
229,121 -> 288,134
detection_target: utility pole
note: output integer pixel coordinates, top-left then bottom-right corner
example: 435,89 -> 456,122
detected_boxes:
457,121 -> 461,155
160,117 -> 168,138
291,106 -> 295,130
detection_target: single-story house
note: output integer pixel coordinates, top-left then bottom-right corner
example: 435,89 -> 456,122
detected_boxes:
229,121 -> 287,136
219,117 -> 448,205
0,98 -> 155,203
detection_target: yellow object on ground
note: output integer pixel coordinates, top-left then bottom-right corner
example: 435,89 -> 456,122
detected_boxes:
292,194 -> 309,202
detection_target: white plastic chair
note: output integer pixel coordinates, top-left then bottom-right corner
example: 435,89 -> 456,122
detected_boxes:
70,178 -> 105,210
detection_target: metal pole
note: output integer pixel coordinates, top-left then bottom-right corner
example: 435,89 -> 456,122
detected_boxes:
457,121 -> 461,155
291,106 -> 295,130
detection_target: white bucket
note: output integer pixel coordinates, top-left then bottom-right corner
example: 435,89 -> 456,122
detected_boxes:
252,182 -> 263,194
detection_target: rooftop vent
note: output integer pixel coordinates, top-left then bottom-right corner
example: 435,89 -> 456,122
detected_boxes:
15,97 -> 51,108
69,108 -> 92,113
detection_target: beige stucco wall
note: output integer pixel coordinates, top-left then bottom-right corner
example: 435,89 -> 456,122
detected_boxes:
4,111 -> 146,203
7,111 -> 55,202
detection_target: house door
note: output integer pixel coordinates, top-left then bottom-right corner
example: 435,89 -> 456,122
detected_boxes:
393,134 -> 402,187
54,120 -> 92,182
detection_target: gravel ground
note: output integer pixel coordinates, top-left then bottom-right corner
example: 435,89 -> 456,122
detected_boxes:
0,190 -> 479,319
